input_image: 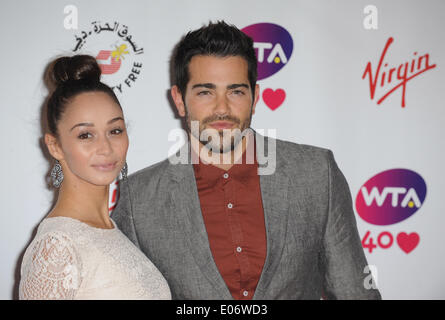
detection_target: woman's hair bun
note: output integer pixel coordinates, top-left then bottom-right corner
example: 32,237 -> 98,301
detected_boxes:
49,55 -> 102,87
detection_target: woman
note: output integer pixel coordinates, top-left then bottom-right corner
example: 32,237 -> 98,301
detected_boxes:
19,55 -> 171,300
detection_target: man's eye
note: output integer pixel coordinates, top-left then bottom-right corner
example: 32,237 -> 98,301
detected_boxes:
232,90 -> 245,95
198,90 -> 211,96
78,132 -> 92,140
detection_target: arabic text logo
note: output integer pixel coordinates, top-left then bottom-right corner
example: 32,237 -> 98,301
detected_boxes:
72,21 -> 144,94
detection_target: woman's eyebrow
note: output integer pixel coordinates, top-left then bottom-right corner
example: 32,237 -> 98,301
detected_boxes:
107,117 -> 124,124
70,117 -> 124,131
70,122 -> 93,131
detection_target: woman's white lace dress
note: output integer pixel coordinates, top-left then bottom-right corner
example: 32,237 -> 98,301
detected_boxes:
19,216 -> 171,300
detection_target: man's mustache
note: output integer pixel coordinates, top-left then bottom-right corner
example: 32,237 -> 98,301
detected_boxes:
201,115 -> 241,126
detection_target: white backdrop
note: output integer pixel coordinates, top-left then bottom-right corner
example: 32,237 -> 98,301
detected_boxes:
1,0 -> 444,299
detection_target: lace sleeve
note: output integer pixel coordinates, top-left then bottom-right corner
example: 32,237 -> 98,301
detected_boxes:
19,231 -> 82,300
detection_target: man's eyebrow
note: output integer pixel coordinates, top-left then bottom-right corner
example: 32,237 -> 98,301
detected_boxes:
191,83 -> 216,90
70,117 -> 124,131
227,83 -> 249,90
191,83 -> 250,90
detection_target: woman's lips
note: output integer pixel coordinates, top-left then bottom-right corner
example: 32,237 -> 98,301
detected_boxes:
91,162 -> 117,172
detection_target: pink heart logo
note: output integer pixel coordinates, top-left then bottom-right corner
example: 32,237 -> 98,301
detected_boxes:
262,88 -> 286,110
396,232 -> 420,254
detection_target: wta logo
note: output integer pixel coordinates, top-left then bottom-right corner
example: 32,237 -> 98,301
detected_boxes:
355,169 -> 427,225
241,23 -> 293,80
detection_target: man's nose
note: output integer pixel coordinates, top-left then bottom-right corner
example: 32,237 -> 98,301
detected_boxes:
214,94 -> 230,116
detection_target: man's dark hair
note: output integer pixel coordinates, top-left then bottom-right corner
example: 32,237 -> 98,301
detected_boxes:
173,21 -> 257,99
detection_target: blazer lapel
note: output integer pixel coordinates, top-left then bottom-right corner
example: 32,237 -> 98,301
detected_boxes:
166,136 -> 290,300
253,133 -> 290,299
167,144 -> 233,299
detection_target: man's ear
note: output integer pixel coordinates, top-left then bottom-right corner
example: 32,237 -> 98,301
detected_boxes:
251,84 -> 260,115
44,133 -> 64,160
171,85 -> 186,117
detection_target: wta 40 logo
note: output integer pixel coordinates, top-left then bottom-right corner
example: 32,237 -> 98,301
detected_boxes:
356,168 -> 427,225
355,169 -> 427,254
242,23 -> 293,111
72,20 -> 144,94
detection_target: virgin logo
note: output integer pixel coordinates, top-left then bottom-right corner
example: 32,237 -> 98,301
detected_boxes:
362,37 -> 436,108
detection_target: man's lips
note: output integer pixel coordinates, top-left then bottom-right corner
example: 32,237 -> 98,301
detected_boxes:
207,121 -> 235,130
91,162 -> 118,172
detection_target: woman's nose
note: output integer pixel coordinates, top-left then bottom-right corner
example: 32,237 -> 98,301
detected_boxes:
96,136 -> 113,155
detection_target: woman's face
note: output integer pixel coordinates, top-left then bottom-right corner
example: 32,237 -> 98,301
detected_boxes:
49,91 -> 129,187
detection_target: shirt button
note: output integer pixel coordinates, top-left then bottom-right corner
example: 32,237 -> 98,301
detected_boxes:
223,173 -> 229,179
243,290 -> 248,297
227,203 -> 233,209
236,246 -> 242,253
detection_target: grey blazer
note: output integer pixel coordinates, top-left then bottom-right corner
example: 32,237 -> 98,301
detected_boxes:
111,134 -> 381,300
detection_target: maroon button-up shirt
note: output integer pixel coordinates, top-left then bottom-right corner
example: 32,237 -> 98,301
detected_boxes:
192,144 -> 267,300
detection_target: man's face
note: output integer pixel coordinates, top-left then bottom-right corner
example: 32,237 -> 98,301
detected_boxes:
172,55 -> 259,153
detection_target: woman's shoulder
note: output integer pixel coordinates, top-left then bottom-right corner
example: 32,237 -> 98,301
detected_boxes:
38,215 -> 115,235
37,216 -> 81,234
24,217 -> 84,261
21,215 -> 120,276
19,218 -> 84,299
23,217 -> 90,263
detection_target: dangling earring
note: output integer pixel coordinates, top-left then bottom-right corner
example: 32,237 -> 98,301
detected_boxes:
121,162 -> 128,180
51,160 -> 64,188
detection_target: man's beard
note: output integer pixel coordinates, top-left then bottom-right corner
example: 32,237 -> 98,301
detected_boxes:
184,106 -> 253,154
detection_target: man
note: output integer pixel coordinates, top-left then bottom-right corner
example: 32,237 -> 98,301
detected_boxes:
112,21 -> 381,300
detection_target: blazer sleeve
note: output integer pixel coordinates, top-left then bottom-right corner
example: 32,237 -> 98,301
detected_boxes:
111,178 -> 141,249
321,151 -> 381,300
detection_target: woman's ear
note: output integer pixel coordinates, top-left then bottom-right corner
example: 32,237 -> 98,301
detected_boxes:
44,133 -> 64,160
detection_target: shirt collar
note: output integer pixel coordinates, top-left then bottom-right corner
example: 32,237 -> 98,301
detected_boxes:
192,135 -> 258,186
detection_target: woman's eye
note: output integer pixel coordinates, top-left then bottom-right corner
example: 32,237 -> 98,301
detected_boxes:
78,132 -> 92,140
110,128 -> 123,135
